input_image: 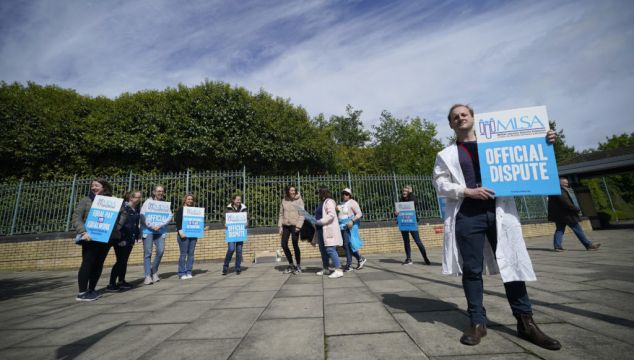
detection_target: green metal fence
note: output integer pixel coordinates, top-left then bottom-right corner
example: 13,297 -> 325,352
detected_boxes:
0,170 -> 549,236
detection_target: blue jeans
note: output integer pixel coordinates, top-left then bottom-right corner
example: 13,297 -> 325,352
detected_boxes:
143,232 -> 166,277
177,234 -> 198,276
317,229 -> 341,269
553,222 -> 592,249
455,201 -> 532,325
401,230 -> 428,259
341,228 -> 361,267
224,241 -> 243,270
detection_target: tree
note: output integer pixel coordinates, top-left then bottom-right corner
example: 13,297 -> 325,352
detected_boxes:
328,105 -> 370,147
549,120 -> 577,164
372,111 -> 444,174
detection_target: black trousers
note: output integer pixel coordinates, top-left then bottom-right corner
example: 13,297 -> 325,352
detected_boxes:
110,244 -> 133,285
281,225 -> 301,265
77,241 -> 110,293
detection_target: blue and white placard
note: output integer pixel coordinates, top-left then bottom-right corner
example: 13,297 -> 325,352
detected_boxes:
142,200 -> 172,235
396,201 -> 418,231
225,212 -> 248,242
437,197 -> 446,220
476,106 -> 560,196
182,206 -> 205,238
84,195 -> 123,243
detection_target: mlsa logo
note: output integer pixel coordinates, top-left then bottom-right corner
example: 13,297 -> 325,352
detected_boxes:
478,115 -> 545,139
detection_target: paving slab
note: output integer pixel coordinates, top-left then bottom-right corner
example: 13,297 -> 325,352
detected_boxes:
17,313 -> 145,347
128,300 -> 218,324
325,302 -> 401,336
324,287 -> 378,305
73,323 -> 185,360
171,307 -> 265,339
393,310 -> 524,356
189,286 -> 240,301
260,296 -> 323,319
327,332 -> 428,359
276,283 -> 323,297
230,318 -> 323,360
139,339 -> 241,360
212,290 -> 276,309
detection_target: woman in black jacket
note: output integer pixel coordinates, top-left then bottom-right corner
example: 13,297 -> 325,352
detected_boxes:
107,190 -> 141,291
72,178 -> 125,301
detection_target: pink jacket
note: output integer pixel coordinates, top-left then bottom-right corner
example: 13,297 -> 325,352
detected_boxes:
313,198 -> 343,247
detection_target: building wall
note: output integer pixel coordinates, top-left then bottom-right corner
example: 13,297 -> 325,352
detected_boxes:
0,220 -> 593,271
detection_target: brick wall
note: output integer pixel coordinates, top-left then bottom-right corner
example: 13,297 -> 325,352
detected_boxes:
0,220 -> 592,271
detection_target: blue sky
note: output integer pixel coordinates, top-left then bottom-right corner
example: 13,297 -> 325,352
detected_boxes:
1,0 -> 633,150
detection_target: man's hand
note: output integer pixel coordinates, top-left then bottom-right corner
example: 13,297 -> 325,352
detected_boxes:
81,232 -> 92,241
178,230 -> 186,238
546,129 -> 556,144
346,221 -> 353,229
152,225 -> 161,232
464,187 -> 495,200
279,227 -> 283,235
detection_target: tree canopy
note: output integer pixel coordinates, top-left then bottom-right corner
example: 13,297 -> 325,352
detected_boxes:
0,81 -> 444,180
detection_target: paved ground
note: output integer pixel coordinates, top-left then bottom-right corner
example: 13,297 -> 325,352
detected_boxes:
0,228 -> 633,359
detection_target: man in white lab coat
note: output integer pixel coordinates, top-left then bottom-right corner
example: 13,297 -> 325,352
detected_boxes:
433,104 -> 561,350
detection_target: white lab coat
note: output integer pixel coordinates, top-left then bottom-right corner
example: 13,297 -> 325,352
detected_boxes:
433,145 -> 537,283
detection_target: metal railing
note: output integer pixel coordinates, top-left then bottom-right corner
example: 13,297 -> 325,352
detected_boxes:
0,170 -> 549,236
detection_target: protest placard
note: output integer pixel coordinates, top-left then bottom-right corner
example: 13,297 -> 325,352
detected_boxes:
476,106 -> 560,196
225,212 -> 248,242
142,200 -> 172,235
182,206 -> 205,238
84,195 -> 123,243
396,201 -> 418,231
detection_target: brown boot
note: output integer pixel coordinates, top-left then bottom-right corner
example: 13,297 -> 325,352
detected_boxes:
460,323 -> 487,346
587,243 -> 601,251
515,314 -> 561,350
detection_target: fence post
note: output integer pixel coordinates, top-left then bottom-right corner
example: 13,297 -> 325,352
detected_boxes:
522,196 -> 531,219
392,172 -> 399,200
127,170 -> 133,192
541,195 -> 548,216
186,168 -> 191,194
65,175 -> 77,232
602,176 -> 618,221
347,171 -> 352,190
242,166 -> 246,197
297,172 -> 301,193
10,179 -> 24,235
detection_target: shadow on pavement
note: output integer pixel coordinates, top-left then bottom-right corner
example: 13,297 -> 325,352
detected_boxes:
0,276 -> 68,300
381,293 -> 464,332
56,322 -> 125,359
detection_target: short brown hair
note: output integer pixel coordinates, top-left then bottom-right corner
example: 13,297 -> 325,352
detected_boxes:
447,104 -> 474,122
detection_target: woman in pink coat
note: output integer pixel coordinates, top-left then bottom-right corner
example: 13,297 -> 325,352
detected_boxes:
312,186 -> 344,278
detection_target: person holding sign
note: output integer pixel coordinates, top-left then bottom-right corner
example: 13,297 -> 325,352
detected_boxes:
223,194 -> 247,275
277,185 -> 305,274
395,186 -> 431,265
175,194 -> 206,279
337,188 -> 366,272
72,178 -> 126,301
313,186 -> 344,279
107,190 -> 142,291
140,185 -> 173,285
433,104 -> 560,350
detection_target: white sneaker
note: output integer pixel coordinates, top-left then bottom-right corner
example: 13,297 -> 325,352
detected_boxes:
328,269 -> 344,279
316,269 -> 329,276
144,276 -> 153,285
152,273 -> 160,283
186,274 -> 193,279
